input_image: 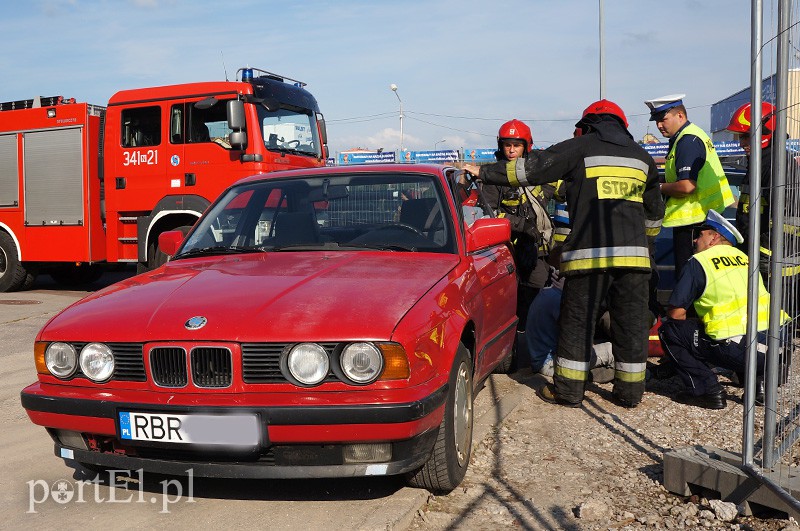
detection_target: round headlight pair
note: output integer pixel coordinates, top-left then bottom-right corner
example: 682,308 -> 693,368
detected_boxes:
286,342 -> 384,386
45,342 -> 114,382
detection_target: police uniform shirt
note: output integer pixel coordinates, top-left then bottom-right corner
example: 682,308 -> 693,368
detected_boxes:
669,121 -> 707,182
667,257 -> 706,309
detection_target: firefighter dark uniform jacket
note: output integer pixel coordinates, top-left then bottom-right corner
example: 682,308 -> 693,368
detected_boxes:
480,182 -> 553,244
552,180 -> 571,244
481,151 -> 555,286
478,120 -> 664,276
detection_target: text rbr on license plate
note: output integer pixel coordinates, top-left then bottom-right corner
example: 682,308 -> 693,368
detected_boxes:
119,411 -> 260,446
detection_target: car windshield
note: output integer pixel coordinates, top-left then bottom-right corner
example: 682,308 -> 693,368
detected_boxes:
257,105 -> 320,157
178,172 -> 455,257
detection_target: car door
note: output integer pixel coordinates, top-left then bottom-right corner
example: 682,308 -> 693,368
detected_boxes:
448,169 -> 517,376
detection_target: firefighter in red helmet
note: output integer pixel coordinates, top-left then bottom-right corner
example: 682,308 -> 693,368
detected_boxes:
726,102 -> 777,275
470,119 -> 555,333
468,100 -> 664,408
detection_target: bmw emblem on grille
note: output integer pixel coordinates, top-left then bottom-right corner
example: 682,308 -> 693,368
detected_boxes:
185,316 -> 208,330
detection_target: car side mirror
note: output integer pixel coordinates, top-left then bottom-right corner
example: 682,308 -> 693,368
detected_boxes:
158,230 -> 185,258
466,218 -> 510,252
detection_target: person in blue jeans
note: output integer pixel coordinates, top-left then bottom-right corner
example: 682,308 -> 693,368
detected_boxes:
526,268 -> 562,376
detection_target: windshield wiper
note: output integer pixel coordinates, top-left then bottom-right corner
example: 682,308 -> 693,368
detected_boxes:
172,245 -> 264,259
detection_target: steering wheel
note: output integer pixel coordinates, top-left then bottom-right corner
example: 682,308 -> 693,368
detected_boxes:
373,223 -> 425,237
283,139 -> 301,148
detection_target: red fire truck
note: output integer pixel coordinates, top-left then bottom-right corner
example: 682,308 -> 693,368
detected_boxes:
0,67 -> 328,291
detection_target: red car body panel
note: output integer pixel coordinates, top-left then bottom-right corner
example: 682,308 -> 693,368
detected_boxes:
20,164 -> 518,480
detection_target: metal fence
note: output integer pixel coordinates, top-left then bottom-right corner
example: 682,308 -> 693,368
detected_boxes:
740,0 -> 800,513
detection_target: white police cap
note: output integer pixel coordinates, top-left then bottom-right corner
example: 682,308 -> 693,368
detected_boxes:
699,209 -> 744,245
644,94 -> 686,121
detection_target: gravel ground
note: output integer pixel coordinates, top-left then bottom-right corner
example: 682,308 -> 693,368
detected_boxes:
409,357 -> 800,530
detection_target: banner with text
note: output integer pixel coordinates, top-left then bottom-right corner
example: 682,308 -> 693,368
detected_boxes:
338,151 -> 396,165
463,148 -> 498,162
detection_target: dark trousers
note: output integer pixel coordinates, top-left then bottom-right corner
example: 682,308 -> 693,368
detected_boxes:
659,319 -> 764,395
555,269 -> 650,404
672,224 -> 702,279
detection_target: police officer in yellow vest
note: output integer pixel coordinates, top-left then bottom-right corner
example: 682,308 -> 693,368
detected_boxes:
645,95 -> 735,279
659,210 -> 770,409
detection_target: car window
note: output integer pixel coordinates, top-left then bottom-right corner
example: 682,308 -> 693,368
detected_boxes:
180,173 -> 456,255
447,169 -> 493,227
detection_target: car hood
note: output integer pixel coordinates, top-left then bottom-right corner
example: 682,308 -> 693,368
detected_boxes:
40,252 -> 460,342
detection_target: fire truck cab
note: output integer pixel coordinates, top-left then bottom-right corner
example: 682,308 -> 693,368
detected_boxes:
0,68 -> 328,291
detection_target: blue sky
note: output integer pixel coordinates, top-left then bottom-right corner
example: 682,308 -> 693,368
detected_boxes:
2,1 -> 774,155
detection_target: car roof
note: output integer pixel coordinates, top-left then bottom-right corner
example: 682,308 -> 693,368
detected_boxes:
235,163 -> 453,186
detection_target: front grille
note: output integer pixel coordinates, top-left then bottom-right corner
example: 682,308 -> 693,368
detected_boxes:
242,344 -> 284,383
242,343 -> 339,383
190,347 -> 232,388
110,343 -> 146,381
150,347 -> 188,387
70,342 -> 145,382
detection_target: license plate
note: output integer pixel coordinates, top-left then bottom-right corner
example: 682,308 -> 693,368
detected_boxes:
118,411 -> 260,446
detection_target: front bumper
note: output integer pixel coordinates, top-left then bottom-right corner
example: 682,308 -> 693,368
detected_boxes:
21,383 -> 447,479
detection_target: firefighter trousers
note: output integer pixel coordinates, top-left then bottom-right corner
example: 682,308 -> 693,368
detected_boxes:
554,269 -> 650,404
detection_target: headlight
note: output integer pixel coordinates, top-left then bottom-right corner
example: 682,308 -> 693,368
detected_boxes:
79,343 -> 115,382
45,342 -> 77,378
341,342 -> 383,384
287,343 -> 329,385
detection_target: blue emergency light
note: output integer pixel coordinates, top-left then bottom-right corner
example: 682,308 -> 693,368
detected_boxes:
242,68 -> 254,83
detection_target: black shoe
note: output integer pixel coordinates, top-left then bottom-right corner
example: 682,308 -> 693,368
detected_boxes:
755,377 -> 765,406
536,384 -> 582,408
611,391 -> 641,409
674,389 -> 727,410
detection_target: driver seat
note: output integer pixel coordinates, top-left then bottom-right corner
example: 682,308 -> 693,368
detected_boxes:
399,198 -> 441,234
272,211 -> 319,246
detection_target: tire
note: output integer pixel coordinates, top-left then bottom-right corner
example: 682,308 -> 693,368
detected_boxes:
21,272 -> 37,290
0,232 -> 29,292
406,343 -> 474,494
50,264 -> 103,287
146,225 -> 192,271
493,339 -> 517,374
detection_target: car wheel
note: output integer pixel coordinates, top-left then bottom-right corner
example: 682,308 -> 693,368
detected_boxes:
406,343 -> 473,494
0,231 -> 29,292
493,339 -> 517,374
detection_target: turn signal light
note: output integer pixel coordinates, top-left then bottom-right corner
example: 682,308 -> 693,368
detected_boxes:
34,342 -> 48,374
378,343 -> 410,380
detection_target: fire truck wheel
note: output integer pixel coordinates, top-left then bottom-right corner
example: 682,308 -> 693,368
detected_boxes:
0,232 -> 29,292
22,273 -> 37,290
148,225 -> 193,270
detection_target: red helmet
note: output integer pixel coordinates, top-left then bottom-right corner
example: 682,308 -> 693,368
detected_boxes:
727,102 -> 776,148
580,99 -> 629,127
497,119 -> 533,153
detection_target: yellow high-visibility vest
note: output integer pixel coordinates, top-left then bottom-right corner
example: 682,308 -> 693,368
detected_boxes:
692,245 -> 769,339
663,123 -> 734,227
